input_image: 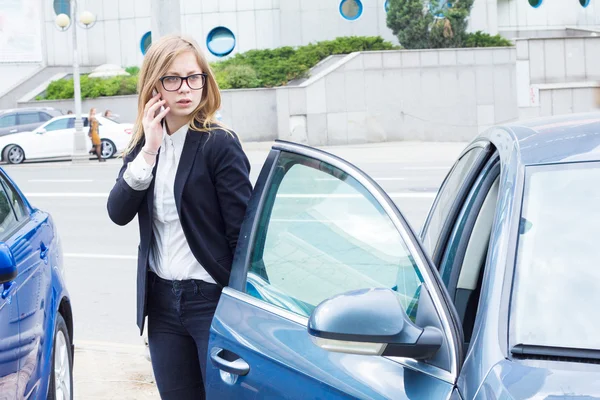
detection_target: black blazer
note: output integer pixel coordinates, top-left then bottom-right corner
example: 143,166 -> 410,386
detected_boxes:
107,127 -> 252,333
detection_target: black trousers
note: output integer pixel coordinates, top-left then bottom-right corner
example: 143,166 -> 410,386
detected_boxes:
147,271 -> 221,400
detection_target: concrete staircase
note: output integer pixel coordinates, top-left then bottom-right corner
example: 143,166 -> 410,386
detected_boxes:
0,65 -> 95,110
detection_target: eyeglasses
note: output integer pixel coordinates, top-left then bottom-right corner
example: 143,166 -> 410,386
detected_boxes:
159,73 -> 207,92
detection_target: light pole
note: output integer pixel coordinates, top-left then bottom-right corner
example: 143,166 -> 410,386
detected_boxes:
55,3 -> 96,163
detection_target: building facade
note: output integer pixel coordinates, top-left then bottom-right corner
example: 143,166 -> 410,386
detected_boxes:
38,0 -> 600,69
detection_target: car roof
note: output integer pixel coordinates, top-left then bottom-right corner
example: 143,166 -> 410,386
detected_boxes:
483,112 -> 600,165
0,107 -> 58,115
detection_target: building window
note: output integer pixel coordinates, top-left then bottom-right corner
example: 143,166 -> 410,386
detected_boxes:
340,0 -> 363,20
528,0 -> 543,7
207,27 -> 236,57
384,0 -> 390,12
140,32 -> 151,55
54,0 -> 71,16
580,0 -> 590,7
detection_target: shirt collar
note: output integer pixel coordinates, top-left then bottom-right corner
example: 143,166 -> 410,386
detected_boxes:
162,122 -> 188,149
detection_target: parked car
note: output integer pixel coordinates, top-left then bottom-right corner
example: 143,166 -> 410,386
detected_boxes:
0,114 -> 133,164
0,107 -> 63,137
0,167 -> 73,399
205,112 -> 600,398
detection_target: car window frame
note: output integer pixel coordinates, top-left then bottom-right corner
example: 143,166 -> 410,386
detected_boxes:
438,155 -> 500,301
0,176 -> 29,242
228,140 -> 464,381
420,141 -> 494,267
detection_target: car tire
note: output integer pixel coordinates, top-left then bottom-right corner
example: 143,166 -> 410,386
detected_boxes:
47,313 -> 73,400
100,139 -> 116,159
3,145 -> 25,164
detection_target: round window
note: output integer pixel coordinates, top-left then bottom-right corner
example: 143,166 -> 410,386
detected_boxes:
207,27 -> 236,57
340,0 -> 363,20
384,0 -> 390,12
54,0 -> 70,17
140,32 -> 152,55
528,0 -> 543,7
580,0 -> 590,7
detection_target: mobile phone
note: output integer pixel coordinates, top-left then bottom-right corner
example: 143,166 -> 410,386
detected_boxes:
152,89 -> 165,116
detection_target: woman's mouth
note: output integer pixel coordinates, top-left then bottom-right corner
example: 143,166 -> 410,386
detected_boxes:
176,99 -> 192,106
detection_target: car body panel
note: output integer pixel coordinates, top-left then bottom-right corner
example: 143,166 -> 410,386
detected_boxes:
0,168 -> 71,399
207,290 -> 453,400
475,360 -> 600,399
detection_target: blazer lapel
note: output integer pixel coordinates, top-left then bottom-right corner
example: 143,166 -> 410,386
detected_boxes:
174,129 -> 202,213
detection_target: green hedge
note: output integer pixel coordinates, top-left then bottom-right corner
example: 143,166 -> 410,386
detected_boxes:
38,36 -> 398,99
212,36 -> 398,89
463,31 -> 513,48
38,73 -> 138,100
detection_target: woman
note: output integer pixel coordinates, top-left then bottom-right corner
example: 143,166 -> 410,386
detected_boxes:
107,35 -> 252,399
88,108 -> 105,162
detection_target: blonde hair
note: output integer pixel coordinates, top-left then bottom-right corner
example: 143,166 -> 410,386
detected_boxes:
124,34 -> 223,155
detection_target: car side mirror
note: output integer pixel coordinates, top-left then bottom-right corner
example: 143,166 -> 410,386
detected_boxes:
308,288 -> 443,360
0,243 -> 16,284
35,128 -> 46,134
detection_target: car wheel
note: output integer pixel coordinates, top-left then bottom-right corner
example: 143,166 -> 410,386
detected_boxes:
47,314 -> 73,400
3,145 -> 24,164
100,139 -> 116,159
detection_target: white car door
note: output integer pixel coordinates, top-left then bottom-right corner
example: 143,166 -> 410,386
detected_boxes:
30,118 -> 75,158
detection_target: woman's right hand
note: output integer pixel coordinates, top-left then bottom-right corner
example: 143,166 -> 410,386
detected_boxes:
142,92 -> 170,153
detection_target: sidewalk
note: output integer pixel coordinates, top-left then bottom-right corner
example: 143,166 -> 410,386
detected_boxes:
73,341 -> 159,400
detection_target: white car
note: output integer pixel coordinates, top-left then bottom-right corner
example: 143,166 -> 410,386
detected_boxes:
0,114 -> 134,164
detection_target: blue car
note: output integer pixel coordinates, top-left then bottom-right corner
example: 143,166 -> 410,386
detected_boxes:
206,112 -> 600,399
0,169 -> 73,399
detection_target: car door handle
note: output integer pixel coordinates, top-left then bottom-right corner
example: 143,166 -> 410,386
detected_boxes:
210,347 -> 250,376
40,243 -> 48,259
1,281 -> 15,299
9,129 -> 17,133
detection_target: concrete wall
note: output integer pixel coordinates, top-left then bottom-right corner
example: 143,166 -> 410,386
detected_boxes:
277,48 -> 518,144
516,35 -> 600,118
18,88 -> 279,142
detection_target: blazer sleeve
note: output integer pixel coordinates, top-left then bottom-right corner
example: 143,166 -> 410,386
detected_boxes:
107,145 -> 149,226
210,130 -> 253,253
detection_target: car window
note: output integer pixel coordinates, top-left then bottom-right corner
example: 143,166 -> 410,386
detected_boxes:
246,152 -> 424,320
44,118 -> 72,132
511,162 -> 600,352
0,114 -> 17,128
421,145 -> 491,262
18,112 -> 41,125
0,183 -> 21,240
0,178 -> 27,222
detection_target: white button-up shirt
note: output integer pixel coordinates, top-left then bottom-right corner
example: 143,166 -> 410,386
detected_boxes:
123,124 -> 215,283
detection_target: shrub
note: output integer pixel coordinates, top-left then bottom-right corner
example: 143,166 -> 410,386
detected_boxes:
212,36 -> 398,88
40,36 -> 399,97
463,31 -> 513,47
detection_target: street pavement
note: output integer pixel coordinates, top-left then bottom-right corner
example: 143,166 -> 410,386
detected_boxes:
2,140 -> 467,399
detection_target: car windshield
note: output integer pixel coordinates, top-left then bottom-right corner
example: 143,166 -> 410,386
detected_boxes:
511,161 -> 600,351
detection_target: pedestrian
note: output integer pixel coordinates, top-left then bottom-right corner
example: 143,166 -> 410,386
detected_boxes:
106,34 -> 252,399
88,107 -> 105,162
